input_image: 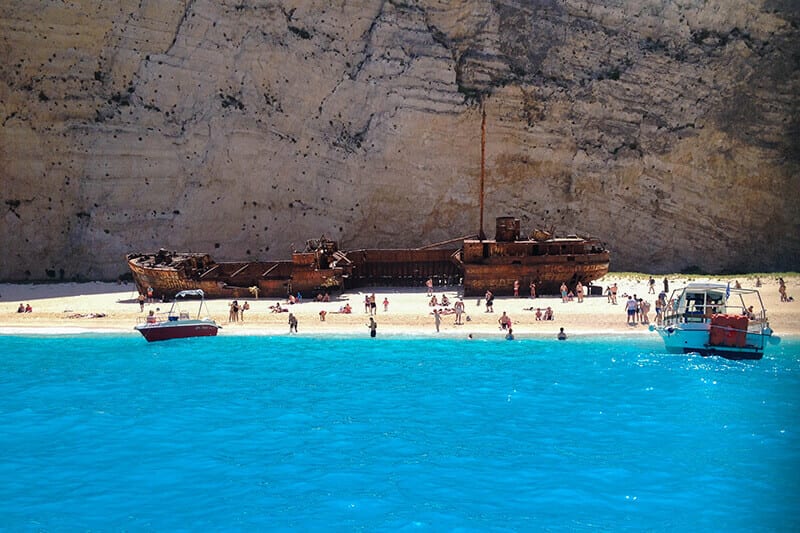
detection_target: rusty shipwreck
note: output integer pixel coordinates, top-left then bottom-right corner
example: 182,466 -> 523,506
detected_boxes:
127,216 -> 608,299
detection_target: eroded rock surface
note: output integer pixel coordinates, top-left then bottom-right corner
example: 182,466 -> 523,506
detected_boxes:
1,0 -> 798,280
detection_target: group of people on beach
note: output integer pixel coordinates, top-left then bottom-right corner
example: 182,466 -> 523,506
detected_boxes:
227,300 -> 249,322
523,306 -> 554,320
622,290 -> 668,326
245,286 -> 571,339
508,279 -> 538,298
428,293 -> 450,307
624,294 -> 656,326
364,293 -> 390,315
560,281 -> 586,303
425,292 -> 468,326
16,303 -> 32,313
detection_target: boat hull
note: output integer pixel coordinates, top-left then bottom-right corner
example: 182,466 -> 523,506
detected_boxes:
135,320 -> 220,342
654,323 -> 768,360
656,329 -> 764,360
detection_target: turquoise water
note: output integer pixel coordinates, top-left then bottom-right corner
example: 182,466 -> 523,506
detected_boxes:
0,334 -> 798,531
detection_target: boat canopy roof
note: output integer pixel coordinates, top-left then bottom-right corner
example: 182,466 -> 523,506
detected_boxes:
679,282 -> 760,295
175,289 -> 205,299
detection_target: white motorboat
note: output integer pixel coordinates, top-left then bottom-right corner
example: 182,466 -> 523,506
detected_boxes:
135,289 -> 220,342
650,282 -> 780,360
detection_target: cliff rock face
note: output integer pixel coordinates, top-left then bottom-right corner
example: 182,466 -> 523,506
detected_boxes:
1,0 -> 798,280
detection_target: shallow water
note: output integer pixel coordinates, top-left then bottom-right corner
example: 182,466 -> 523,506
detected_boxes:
0,334 -> 797,531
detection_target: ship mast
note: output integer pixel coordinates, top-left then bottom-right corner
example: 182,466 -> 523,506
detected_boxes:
479,98 -> 487,241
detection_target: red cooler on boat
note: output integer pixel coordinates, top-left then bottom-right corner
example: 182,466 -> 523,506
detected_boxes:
710,314 -> 748,347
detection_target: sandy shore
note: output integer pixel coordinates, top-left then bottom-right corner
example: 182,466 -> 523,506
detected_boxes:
1,274 -> 798,339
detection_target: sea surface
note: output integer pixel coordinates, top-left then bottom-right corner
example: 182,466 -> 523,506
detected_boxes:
0,333 -> 798,532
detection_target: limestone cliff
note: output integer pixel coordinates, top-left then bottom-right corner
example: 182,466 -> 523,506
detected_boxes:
1,0 -> 798,281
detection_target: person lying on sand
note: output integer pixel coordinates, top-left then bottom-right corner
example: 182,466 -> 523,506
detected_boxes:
270,302 -> 287,313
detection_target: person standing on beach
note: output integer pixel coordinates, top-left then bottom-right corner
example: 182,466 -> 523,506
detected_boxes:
434,309 -> 441,332
485,290 -> 494,312
640,299 -> 650,324
610,283 -> 618,304
529,281 -> 536,299
426,278 -> 433,296
383,297 -> 389,312
560,282 -> 568,303
138,293 -> 145,312
367,317 -> 377,337
576,281 -> 584,303
625,296 -> 637,325
513,279 -> 520,297
663,277 -> 669,294
498,311 -> 512,330
648,277 -> 656,294
454,299 -> 465,325
288,313 -> 298,333
654,297 -> 663,324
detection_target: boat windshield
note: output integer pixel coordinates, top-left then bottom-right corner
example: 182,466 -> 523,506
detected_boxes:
679,289 -> 726,315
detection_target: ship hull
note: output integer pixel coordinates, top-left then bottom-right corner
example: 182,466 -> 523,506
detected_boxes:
460,234 -> 610,296
462,257 -> 609,296
127,218 -> 610,299
127,254 -> 345,300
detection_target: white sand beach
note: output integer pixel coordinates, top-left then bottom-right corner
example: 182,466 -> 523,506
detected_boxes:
1,274 -> 798,339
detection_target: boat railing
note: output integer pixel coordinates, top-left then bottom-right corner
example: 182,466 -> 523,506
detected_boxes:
663,309 -> 769,335
747,314 -> 769,332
